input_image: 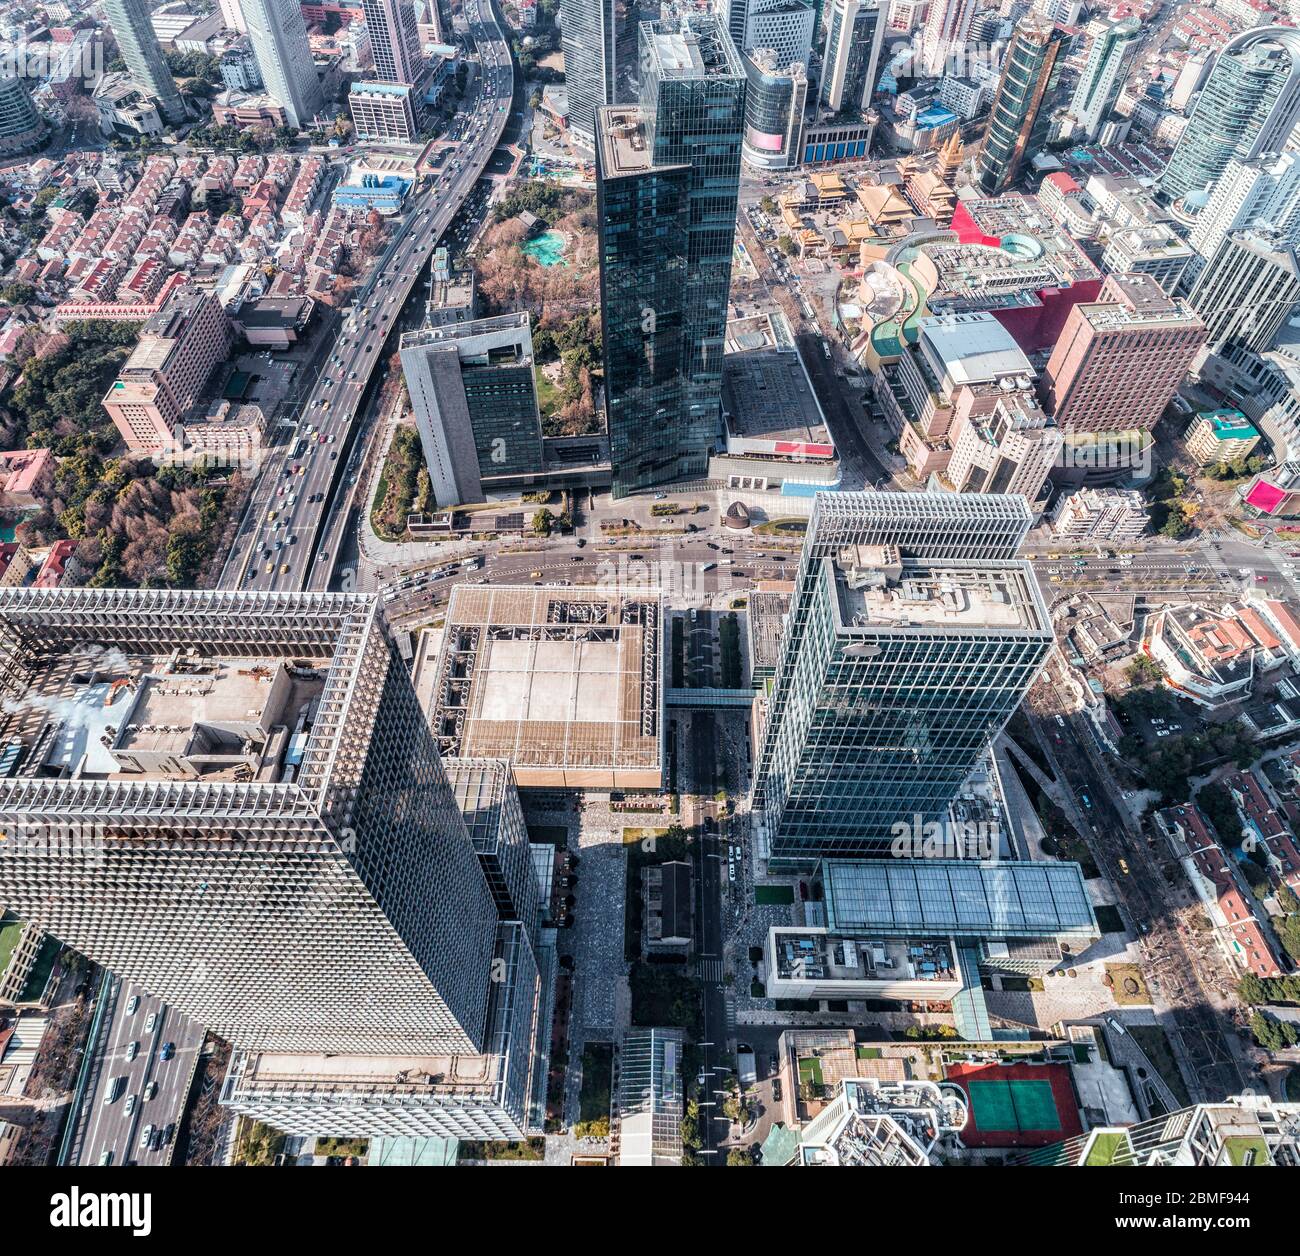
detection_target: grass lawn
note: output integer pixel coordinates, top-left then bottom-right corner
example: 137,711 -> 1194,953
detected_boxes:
755,884 -> 794,906
754,518 -> 808,536
1084,1131 -> 1132,1166
18,937 -> 59,1001
0,914 -> 23,976
856,1046 -> 882,1060
1223,1136 -> 1270,1166
577,1042 -> 613,1128
798,1056 -> 824,1085
1105,962 -> 1151,1006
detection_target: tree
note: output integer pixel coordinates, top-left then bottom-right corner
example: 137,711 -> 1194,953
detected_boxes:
759,196 -> 777,215
1250,1010 -> 1300,1050
726,1145 -> 756,1166
0,281 -> 35,305
1126,654 -> 1162,685
531,508 -> 554,536
776,234 -> 797,257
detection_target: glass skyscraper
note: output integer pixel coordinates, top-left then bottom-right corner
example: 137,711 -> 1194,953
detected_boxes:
103,0 -> 185,124
751,493 -> 1053,868
596,15 -> 746,497
975,16 -> 1068,197
399,313 -> 546,505
243,0 -> 325,129
0,587 -> 501,1057
1160,27 -> 1300,205
560,0 -> 644,145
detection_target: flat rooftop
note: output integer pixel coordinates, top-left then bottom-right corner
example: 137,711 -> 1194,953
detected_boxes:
771,929 -> 956,984
596,106 -> 661,176
0,588 -> 380,799
432,586 -> 663,788
832,547 -> 1046,634
722,349 -> 832,447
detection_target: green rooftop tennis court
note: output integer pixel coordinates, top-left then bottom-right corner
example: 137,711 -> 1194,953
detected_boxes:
966,1078 -> 1062,1134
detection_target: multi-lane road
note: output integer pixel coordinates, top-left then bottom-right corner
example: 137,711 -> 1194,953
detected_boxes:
222,0 -> 514,595
64,979 -> 205,1167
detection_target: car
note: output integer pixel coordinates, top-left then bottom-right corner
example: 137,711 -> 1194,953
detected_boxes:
139,1124 -> 155,1150
144,1081 -> 158,1102
265,561 -> 273,574
125,1040 -> 139,1061
159,1042 -> 175,1062
280,564 -> 290,575
98,1150 -> 113,1166
125,1094 -> 137,1115
104,1076 -> 126,1105
126,995 -> 139,1014
1118,859 -> 1130,876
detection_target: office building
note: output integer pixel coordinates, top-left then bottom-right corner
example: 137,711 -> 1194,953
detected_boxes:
222,920 -> 545,1139
429,585 -> 664,790
243,0 -> 325,129
349,80 -> 417,142
101,286 -> 233,450
1050,486 -> 1147,540
744,0 -> 817,66
446,758 -> 540,936
616,1028 -> 684,1166
918,0 -> 978,79
1184,408 -> 1262,465
103,0 -> 186,124
751,492 -> 1052,867
975,16 -> 1068,196
741,49 -> 808,169
0,77 -> 49,155
362,0 -> 425,86
0,588 -> 503,1058
1186,151 -> 1300,290
596,14 -> 746,497
1067,16 -> 1141,142
560,0 -> 642,144
1100,224 -> 1195,295
399,313 -> 545,506
1188,228 -> 1300,355
1160,27 -> 1300,205
820,0 -> 884,114
1043,273 -> 1206,433
943,392 -> 1061,499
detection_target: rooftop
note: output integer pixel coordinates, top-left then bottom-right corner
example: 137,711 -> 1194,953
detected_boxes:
832,547 -> 1047,635
431,587 -> 662,788
919,313 -> 1032,388
822,859 -> 1098,941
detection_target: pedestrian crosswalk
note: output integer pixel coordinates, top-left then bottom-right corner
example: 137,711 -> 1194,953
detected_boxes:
697,958 -> 725,983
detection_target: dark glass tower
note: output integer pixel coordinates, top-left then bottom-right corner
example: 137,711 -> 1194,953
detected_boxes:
597,15 -> 747,498
560,0 -> 644,145
975,16 -> 1068,196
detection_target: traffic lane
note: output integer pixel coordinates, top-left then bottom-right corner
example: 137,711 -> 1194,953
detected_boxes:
78,985 -> 199,1167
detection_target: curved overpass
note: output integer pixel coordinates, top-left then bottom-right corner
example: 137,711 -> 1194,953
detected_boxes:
224,0 -> 514,594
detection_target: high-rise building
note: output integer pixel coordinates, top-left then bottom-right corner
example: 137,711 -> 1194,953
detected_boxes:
975,16 -> 1068,196
819,0 -> 885,115
0,76 -> 49,155
243,0 -> 325,129
751,492 -> 1052,868
399,313 -> 546,506
1186,151 -> 1300,290
741,48 -> 808,169
1043,273 -> 1207,432
103,0 -> 186,124
349,80 -> 417,142
1067,16 -> 1141,142
1188,228 -> 1300,354
918,0 -> 978,79
0,588 -> 502,1058
717,0 -> 750,49
101,286 -> 234,450
744,0 -> 818,66
1159,27 -> 1300,205
597,14 -> 746,497
363,0 -> 425,85
560,0 -> 643,145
